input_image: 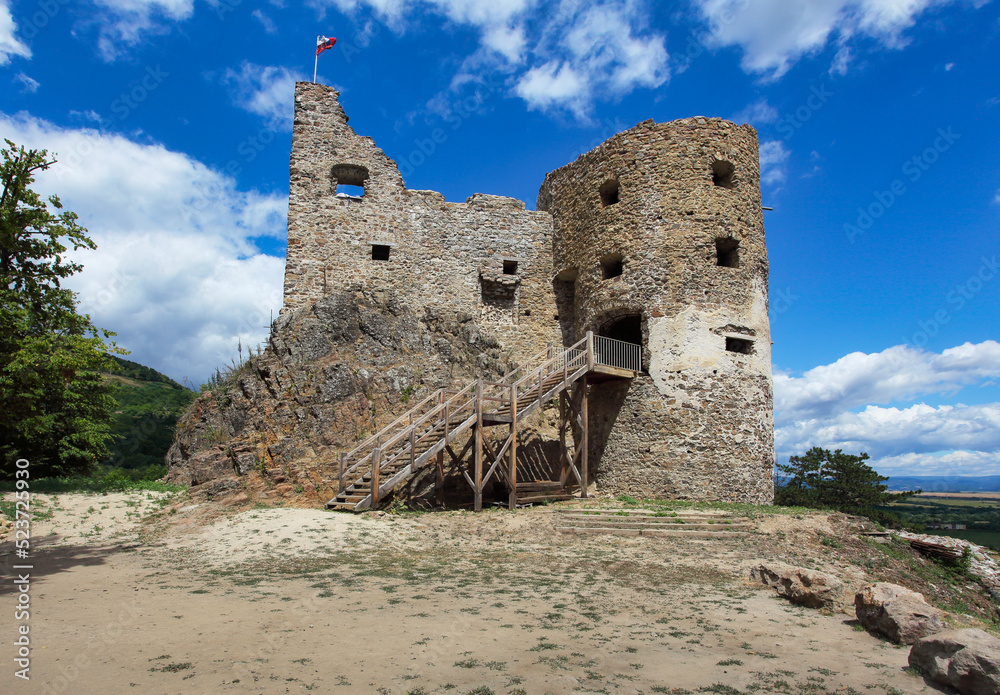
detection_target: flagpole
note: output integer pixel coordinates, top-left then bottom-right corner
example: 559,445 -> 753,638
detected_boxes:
313,37 -> 319,83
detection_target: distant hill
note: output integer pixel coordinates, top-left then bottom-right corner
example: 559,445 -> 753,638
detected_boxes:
886,476 -> 1000,493
102,357 -> 197,471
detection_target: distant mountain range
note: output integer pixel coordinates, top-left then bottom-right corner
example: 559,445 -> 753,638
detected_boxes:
886,476 -> 1000,492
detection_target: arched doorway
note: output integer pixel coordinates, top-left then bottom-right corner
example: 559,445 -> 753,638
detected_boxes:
599,313 -> 642,345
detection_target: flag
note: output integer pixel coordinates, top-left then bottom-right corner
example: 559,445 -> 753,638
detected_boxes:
316,36 -> 337,56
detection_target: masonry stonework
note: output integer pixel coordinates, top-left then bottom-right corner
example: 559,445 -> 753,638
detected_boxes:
284,82 -> 774,504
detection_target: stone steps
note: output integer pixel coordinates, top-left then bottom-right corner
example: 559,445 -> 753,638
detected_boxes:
554,508 -> 750,539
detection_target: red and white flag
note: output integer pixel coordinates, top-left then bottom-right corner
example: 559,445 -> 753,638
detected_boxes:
316,35 -> 337,56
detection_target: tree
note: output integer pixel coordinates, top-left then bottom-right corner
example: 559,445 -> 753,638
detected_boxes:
0,140 -> 123,478
775,447 -> 919,522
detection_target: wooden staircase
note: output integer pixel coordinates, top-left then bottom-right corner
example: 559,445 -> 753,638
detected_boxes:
327,333 -> 640,511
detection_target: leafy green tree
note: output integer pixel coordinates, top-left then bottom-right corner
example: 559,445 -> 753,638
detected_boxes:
775,447 -> 919,522
0,140 -> 123,478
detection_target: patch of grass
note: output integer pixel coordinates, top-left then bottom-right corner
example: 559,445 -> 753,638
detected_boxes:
149,662 -> 192,673
717,659 -> 743,666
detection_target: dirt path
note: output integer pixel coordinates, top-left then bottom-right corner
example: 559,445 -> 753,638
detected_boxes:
1,492 -> 968,694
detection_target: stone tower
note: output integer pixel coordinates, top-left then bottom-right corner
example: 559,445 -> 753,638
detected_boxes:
284,82 -> 774,504
538,118 -> 774,503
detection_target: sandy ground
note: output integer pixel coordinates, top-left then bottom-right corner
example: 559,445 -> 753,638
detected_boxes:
0,491 -> 979,694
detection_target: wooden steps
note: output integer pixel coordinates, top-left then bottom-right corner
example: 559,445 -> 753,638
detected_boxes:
554,508 -> 750,539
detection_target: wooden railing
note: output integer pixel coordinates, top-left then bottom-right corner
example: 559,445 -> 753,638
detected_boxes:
330,332 -> 641,510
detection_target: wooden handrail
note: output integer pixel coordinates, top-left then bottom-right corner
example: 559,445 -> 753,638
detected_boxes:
332,331 -> 640,510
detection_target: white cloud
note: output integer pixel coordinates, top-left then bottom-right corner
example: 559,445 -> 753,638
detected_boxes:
88,0 -> 195,60
774,341 -> 1000,476
733,98 -> 779,126
759,139 -> 789,186
776,402 -> 1000,459
313,0 -> 667,119
692,0 -> 990,79
220,63 -> 305,129
251,9 -> 278,33
0,0 -> 30,65
1,111 -> 286,384
14,72 -> 39,92
872,450 -> 1000,478
775,341 -> 1000,422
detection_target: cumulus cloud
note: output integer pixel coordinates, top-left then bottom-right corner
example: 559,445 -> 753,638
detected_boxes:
692,0 -> 990,79
758,140 -> 789,186
219,62 -> 305,129
0,0 -> 30,65
775,341 -> 1000,422
1,111 -> 286,384
14,72 -> 39,92
314,0 -> 667,119
775,341 -> 1000,476
88,0 -> 196,60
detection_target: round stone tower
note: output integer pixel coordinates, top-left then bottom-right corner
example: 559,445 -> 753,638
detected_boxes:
538,117 -> 774,503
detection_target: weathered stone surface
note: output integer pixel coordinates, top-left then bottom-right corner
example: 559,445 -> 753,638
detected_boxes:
908,629 -> 1000,695
750,563 -> 844,608
855,582 -> 947,644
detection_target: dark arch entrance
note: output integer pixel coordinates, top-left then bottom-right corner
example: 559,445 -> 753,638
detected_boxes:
599,313 -> 642,346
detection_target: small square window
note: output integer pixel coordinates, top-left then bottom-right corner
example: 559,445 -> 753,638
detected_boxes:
725,337 -> 753,354
601,253 -> 623,279
371,244 -> 390,261
716,238 -> 739,268
503,260 -> 518,275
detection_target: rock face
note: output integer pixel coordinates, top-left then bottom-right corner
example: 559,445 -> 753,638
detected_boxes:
749,563 -> 844,609
166,290 -> 514,504
908,629 -> 1000,695
855,583 -> 947,645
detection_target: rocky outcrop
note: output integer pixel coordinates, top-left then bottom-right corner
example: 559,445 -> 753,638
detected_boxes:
896,531 -> 1000,606
166,290 -> 515,504
855,582 -> 947,645
749,563 -> 844,609
908,628 -> 1000,695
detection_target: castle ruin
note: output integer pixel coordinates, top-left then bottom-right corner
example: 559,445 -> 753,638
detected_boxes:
286,82 -> 774,505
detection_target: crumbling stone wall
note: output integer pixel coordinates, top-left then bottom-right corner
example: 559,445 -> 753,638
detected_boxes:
538,117 -> 774,503
285,82 -> 561,363
279,82 -> 773,505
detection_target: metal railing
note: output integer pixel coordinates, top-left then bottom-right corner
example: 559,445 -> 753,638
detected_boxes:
593,334 -> 643,373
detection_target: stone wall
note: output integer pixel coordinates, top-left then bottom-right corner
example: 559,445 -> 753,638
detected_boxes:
282,82 -> 774,504
285,82 -> 561,364
538,117 -> 774,503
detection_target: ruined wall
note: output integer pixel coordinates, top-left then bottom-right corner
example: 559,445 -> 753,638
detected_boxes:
538,117 -> 774,503
285,82 -> 561,363
283,82 -> 773,505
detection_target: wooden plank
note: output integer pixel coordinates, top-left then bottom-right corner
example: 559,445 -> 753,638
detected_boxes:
508,383 -> 518,510
581,376 -> 589,498
474,380 -> 483,512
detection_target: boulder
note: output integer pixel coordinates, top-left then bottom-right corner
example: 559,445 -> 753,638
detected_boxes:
855,582 -> 946,645
908,629 -> 1000,695
749,563 -> 844,608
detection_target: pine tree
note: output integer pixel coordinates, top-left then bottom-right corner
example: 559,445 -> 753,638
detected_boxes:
0,140 -> 123,477
775,447 -> 919,522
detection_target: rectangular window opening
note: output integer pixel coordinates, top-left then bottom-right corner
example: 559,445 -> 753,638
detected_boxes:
601,254 -> 623,280
336,184 -> 365,198
503,260 -> 519,275
371,244 -> 391,261
725,337 -> 754,355
716,238 -> 739,268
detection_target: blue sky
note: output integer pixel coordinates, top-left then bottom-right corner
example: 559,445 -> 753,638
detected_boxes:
1,0 -> 998,478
